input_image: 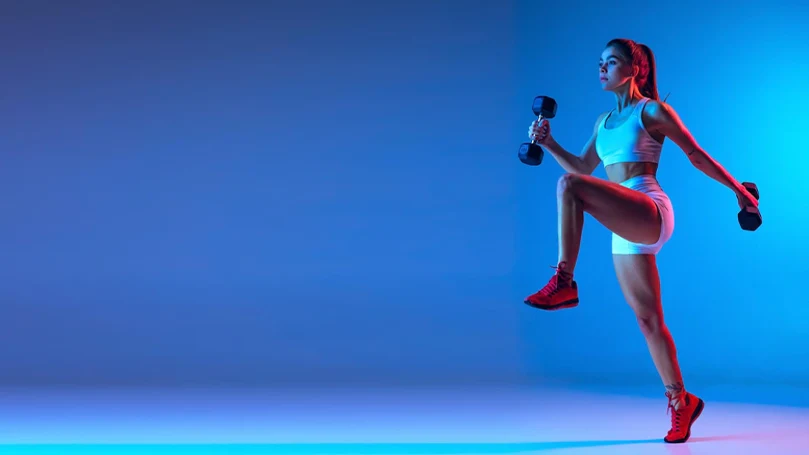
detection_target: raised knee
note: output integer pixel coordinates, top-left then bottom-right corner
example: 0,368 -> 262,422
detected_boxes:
636,312 -> 662,337
556,173 -> 579,197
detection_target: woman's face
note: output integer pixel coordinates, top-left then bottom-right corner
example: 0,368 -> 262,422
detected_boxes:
599,46 -> 635,91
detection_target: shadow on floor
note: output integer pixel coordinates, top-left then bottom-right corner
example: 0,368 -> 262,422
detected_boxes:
11,433 -> 801,455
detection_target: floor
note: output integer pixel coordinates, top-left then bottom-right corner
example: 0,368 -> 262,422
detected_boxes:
0,384 -> 807,454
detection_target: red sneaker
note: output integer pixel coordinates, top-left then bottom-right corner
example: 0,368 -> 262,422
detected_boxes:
524,265 -> 579,310
664,391 -> 704,443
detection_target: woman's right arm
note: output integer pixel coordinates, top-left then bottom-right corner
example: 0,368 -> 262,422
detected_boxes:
532,112 -> 607,175
545,112 -> 607,175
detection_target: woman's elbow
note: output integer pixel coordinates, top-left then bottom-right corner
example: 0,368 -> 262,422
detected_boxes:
685,148 -> 709,169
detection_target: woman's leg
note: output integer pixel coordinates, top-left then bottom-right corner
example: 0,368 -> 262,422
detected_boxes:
525,173 -> 661,310
613,253 -> 704,443
613,253 -> 684,396
557,173 -> 661,275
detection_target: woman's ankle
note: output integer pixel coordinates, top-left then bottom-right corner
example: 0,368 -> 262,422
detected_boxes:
665,381 -> 687,408
555,261 -> 574,284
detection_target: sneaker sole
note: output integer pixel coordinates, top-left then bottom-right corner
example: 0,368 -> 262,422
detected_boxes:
523,298 -> 579,311
664,398 -> 705,444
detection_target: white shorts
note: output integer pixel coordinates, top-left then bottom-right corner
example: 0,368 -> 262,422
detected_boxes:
612,174 -> 674,255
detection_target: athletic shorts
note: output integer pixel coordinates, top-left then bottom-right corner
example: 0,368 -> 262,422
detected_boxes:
612,174 -> 674,255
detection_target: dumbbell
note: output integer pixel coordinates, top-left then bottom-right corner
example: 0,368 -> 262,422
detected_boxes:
517,96 -> 557,166
738,182 -> 762,231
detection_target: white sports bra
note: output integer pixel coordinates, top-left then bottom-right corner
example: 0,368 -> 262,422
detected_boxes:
595,97 -> 663,167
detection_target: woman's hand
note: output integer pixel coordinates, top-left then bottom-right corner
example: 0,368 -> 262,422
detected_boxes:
528,118 -> 553,146
735,184 -> 759,211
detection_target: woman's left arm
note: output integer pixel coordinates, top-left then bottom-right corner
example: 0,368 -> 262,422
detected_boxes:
646,100 -> 746,195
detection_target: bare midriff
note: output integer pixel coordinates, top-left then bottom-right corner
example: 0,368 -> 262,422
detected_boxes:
605,161 -> 658,184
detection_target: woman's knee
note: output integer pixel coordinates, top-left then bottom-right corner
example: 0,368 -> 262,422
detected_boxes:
557,173 -> 581,197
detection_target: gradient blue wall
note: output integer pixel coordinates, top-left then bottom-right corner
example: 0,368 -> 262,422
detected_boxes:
0,1 -> 523,387
0,1 -> 805,389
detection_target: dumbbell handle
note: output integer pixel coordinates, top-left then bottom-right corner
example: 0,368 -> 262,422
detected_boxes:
531,114 -> 544,145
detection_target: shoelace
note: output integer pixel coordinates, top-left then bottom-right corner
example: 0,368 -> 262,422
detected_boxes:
665,392 -> 686,434
537,265 -> 572,297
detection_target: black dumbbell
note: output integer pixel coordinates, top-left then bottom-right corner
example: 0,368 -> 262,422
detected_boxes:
738,182 -> 761,231
518,96 -> 557,166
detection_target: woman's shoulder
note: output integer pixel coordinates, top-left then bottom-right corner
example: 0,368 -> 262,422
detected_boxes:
592,110 -> 611,133
640,98 -> 676,127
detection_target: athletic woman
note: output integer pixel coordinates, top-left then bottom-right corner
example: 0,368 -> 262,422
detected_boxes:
523,38 -> 759,443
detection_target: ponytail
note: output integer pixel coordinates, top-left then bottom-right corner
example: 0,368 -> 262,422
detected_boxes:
637,44 -> 659,101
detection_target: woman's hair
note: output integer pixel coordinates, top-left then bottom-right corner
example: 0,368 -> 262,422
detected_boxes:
606,38 -> 659,101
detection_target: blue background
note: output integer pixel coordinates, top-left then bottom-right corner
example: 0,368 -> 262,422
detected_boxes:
0,0 -> 806,390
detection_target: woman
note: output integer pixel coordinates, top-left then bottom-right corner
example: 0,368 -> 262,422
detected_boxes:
523,38 -> 759,444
